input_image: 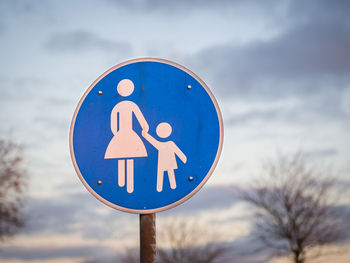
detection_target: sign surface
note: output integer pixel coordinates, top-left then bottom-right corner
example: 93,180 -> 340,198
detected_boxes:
70,58 -> 223,213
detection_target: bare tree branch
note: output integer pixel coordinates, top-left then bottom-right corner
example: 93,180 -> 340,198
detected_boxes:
239,152 -> 348,263
0,138 -> 27,240
157,218 -> 228,263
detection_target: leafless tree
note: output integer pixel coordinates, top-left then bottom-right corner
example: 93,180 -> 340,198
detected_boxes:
240,152 -> 347,263
157,218 -> 228,263
116,218 -> 228,263
0,138 -> 27,240
119,247 -> 139,263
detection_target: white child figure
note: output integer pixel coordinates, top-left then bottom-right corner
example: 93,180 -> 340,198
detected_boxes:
142,122 -> 187,192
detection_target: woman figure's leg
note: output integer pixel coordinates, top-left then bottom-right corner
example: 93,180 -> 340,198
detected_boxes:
118,159 -> 125,187
126,159 -> 134,193
157,169 -> 164,192
168,170 -> 176,189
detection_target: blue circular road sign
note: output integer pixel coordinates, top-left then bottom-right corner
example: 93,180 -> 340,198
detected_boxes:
70,58 -> 223,214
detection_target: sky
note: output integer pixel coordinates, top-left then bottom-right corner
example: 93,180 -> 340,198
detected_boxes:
0,0 -> 350,262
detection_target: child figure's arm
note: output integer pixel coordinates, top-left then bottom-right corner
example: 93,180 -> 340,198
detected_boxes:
172,142 -> 187,164
142,131 -> 161,150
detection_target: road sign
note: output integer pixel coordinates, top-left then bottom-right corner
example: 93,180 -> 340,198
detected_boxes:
70,58 -> 223,214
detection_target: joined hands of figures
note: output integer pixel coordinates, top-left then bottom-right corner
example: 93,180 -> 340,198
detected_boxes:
142,125 -> 149,135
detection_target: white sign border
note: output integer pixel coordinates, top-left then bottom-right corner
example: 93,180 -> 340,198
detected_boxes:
69,57 -> 224,214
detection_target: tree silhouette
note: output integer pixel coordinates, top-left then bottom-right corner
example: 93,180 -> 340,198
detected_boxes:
157,218 -> 228,263
0,138 -> 27,240
240,152 -> 346,263
117,218 -> 228,263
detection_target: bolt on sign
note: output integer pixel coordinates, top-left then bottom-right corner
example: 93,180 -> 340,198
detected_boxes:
70,58 -> 223,214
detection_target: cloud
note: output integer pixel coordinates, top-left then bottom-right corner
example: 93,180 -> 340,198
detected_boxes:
45,30 -> 132,54
225,234 -> 272,263
0,22 -> 4,35
188,0 -> 350,99
192,23 -> 350,98
223,94 -> 349,130
107,0 -> 280,13
225,107 -> 294,127
331,204 -> 350,243
304,148 -> 338,159
287,0 -> 350,24
0,0 -> 54,31
0,0 -> 49,15
166,184 -> 241,214
21,185 -> 241,239
0,244 -> 116,261
23,191 -> 135,239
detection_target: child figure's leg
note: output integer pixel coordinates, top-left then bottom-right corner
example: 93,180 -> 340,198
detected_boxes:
168,170 -> 176,189
118,159 -> 125,187
126,159 -> 134,193
157,169 -> 164,192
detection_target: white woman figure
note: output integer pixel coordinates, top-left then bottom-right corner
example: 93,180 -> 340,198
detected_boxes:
142,122 -> 187,192
105,79 -> 149,193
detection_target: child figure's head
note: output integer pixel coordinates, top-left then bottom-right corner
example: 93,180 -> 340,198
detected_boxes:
156,122 -> 172,138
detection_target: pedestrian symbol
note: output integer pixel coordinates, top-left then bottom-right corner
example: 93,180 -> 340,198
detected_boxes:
105,78 -> 188,194
142,122 -> 187,193
70,58 -> 223,214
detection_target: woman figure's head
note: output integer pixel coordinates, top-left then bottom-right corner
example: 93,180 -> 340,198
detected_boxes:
117,79 -> 134,97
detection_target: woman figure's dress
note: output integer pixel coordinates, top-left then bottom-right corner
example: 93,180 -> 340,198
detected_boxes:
105,100 -> 148,159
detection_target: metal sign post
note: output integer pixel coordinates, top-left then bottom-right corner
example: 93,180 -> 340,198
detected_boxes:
140,214 -> 156,263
